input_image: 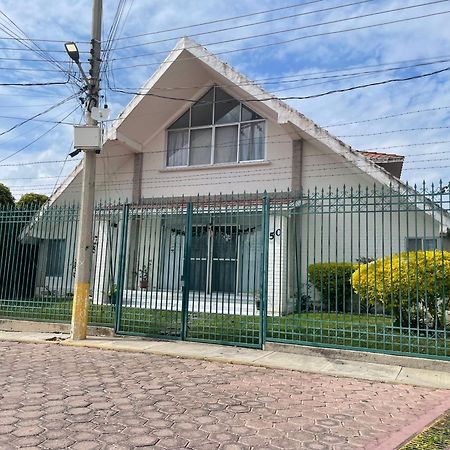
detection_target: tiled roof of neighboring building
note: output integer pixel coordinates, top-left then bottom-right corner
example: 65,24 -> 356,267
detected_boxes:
358,151 -> 405,161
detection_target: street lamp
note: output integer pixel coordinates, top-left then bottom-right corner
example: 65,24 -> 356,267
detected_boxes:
65,41 -> 89,85
64,42 -> 80,63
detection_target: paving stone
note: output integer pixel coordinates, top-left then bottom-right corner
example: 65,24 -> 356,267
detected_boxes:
128,435 -> 159,447
70,440 -> 102,450
0,341 -> 448,450
11,435 -> 46,447
41,437 -> 76,449
12,425 -> 44,438
0,424 -> 15,435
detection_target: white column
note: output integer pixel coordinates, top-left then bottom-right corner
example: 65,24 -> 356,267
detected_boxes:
92,220 -> 110,305
267,213 -> 291,316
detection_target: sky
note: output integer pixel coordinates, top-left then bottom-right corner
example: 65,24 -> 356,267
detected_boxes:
0,0 -> 449,200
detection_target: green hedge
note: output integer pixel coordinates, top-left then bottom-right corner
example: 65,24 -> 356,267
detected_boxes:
307,262 -> 357,312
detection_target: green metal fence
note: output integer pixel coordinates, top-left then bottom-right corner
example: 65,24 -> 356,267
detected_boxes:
0,183 -> 449,358
0,202 -> 119,327
266,184 -> 450,359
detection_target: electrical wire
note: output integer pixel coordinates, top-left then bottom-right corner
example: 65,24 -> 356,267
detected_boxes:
0,105 -> 81,163
5,153 -> 450,184
108,65 -> 450,102
107,9 -> 450,71
108,0 -> 333,42
325,105 -> 450,128
109,5 -> 450,62
2,137 -> 450,170
0,80 -> 70,87
338,125 -> 450,138
0,11 -> 80,87
49,109 -> 85,197
111,0 -> 379,51
0,94 -> 78,138
109,56 -> 450,91
7,161 -> 450,195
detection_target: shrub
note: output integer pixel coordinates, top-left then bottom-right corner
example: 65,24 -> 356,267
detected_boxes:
351,251 -> 450,328
307,262 -> 357,312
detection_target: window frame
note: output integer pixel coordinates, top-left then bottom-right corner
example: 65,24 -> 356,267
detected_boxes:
45,239 -> 66,278
405,237 -> 441,252
165,87 -> 266,168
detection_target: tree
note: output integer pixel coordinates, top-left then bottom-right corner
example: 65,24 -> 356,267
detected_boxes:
0,183 -> 14,207
16,193 -> 49,209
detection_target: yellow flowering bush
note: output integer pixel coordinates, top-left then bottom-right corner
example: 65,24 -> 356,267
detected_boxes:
351,251 -> 450,327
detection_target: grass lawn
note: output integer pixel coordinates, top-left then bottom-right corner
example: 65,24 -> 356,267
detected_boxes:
0,299 -> 448,357
400,411 -> 450,449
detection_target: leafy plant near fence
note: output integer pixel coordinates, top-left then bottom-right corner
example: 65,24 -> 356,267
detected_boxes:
351,251 -> 450,328
307,262 -> 357,312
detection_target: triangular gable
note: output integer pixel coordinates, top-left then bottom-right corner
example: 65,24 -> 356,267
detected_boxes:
46,37 -> 450,230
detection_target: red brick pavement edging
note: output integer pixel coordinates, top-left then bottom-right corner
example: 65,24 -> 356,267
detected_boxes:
366,399 -> 450,450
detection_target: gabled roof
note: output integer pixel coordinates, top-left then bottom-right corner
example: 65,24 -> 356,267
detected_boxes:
46,37 -> 450,229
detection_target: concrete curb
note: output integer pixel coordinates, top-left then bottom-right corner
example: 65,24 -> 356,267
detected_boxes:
1,331 -> 449,390
0,318 -> 115,337
266,342 -> 450,373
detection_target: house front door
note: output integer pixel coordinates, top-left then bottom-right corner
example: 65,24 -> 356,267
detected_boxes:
188,224 -> 238,294
211,225 -> 237,294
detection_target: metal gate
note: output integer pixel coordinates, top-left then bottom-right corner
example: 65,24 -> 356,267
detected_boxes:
114,194 -> 267,348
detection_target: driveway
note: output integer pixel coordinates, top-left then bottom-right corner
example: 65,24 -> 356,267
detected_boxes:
0,341 -> 448,449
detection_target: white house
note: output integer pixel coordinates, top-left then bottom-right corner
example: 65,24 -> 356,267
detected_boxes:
31,37 -> 450,317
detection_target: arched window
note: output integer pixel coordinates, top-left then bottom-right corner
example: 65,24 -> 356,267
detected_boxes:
166,86 -> 265,167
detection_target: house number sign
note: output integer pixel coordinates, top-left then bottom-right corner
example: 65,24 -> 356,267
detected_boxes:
269,229 -> 281,240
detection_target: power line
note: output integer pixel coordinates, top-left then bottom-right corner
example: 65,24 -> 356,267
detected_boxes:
365,140 -> 450,150
0,105 -> 81,164
50,109 -> 85,198
108,9 -> 450,71
109,4 -> 450,61
325,105 -> 450,128
110,56 -> 450,90
0,66 -> 71,73
338,125 -> 450,138
109,65 -> 450,102
0,11 -> 80,86
111,0 -> 378,51
108,57 -> 450,100
0,46 -> 89,53
7,162 -> 450,194
0,158 -> 82,167
0,94 -> 77,138
109,0 -> 333,42
101,0 -> 131,95
0,80 -> 70,87
5,153 -> 450,184
0,0 -> 335,47
2,136 -> 450,170
0,115 -> 74,125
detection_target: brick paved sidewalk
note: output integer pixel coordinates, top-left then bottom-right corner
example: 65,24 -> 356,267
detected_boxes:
0,341 -> 448,450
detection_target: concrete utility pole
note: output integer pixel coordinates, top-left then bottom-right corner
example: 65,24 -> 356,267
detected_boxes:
71,0 -> 103,340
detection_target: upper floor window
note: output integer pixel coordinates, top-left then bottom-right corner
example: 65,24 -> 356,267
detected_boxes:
166,86 -> 265,167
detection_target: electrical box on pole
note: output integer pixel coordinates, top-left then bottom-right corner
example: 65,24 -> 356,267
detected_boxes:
73,125 -> 101,150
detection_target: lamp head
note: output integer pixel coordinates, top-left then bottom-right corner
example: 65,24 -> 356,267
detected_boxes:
64,42 -> 80,63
